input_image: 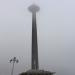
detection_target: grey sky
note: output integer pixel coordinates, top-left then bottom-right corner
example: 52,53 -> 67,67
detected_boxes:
0,0 -> 75,75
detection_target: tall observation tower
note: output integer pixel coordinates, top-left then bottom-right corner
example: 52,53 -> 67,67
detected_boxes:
28,4 -> 40,70
19,4 -> 55,75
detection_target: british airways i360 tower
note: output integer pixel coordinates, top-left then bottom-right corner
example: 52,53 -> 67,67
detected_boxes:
19,4 -> 55,75
28,4 -> 39,70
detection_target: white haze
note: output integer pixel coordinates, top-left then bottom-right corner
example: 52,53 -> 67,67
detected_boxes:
0,0 -> 75,75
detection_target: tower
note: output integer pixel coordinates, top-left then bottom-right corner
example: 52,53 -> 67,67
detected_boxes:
19,4 -> 55,75
28,4 -> 40,70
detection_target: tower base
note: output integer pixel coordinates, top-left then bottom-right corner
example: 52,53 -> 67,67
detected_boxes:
19,69 -> 55,75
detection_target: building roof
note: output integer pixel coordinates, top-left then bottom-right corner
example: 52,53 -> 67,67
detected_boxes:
19,69 -> 55,75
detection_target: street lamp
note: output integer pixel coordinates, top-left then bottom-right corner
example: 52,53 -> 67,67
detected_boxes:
10,57 -> 19,75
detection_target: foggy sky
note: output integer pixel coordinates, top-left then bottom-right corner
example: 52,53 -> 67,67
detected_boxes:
0,0 -> 75,75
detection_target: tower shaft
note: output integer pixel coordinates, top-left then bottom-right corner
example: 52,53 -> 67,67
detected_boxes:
32,12 -> 39,70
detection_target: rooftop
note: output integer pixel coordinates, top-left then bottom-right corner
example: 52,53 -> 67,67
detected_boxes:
19,69 -> 55,75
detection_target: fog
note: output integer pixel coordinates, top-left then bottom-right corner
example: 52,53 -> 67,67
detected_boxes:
0,0 -> 75,75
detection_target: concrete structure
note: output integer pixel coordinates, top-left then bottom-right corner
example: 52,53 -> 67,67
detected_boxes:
19,4 -> 55,75
28,4 -> 40,70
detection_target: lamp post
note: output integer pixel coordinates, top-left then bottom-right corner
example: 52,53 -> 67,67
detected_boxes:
10,57 -> 19,75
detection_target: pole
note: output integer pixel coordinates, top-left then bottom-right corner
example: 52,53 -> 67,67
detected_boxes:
10,57 -> 19,75
11,61 -> 15,75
